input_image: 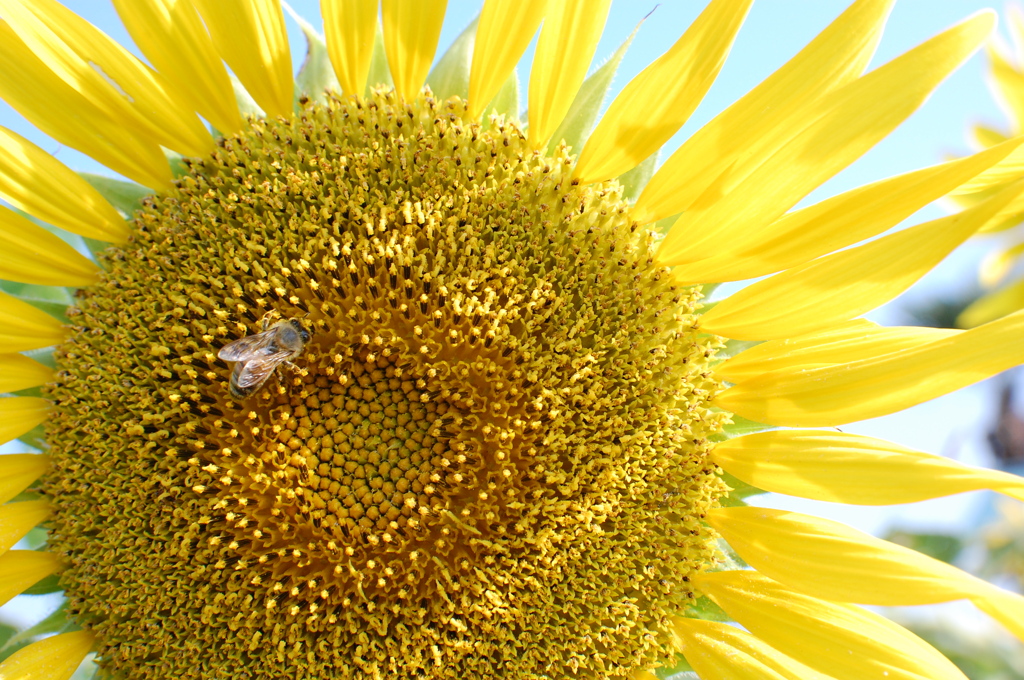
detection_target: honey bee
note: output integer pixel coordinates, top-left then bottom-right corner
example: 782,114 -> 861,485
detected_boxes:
218,317 -> 310,399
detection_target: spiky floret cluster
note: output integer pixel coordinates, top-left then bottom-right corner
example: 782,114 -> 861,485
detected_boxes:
43,90 -> 727,680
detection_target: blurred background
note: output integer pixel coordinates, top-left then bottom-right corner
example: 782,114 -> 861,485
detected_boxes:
2,1 -> 1023,677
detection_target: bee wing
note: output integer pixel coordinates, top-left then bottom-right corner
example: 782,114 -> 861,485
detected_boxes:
218,329 -> 277,361
232,349 -> 295,389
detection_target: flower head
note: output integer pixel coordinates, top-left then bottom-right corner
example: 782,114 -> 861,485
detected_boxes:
0,1 -> 1023,680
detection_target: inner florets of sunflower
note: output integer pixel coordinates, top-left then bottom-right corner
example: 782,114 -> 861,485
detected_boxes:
43,90 -> 728,680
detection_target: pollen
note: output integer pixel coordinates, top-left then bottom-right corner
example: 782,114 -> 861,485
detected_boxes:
43,91 -> 727,680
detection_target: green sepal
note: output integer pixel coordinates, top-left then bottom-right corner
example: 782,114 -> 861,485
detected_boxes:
21,573 -> 61,596
718,471 -> 764,503
618,150 -> 658,203
0,280 -> 73,322
164,152 -> 190,180
885,529 -> 964,564
71,655 -> 98,680
654,654 -> 697,679
22,348 -> 56,370
653,214 -> 678,235
78,173 -> 151,220
231,74 -> 264,118
0,600 -> 78,662
715,338 -> 761,362
365,22 -> 393,95
483,70 -> 520,127
427,17 -> 478,100
681,595 -> 730,624
716,413 -> 774,439
284,2 -> 339,105
16,424 -> 48,451
547,24 -> 638,156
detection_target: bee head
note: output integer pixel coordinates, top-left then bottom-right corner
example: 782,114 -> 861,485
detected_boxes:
289,319 -> 311,344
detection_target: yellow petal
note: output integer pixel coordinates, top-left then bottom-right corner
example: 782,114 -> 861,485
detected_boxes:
0,208 -> 99,287
695,570 -> 970,680
988,44 -> 1024,130
715,309 -> 1024,426
716,319 -> 956,383
573,0 -> 752,185
0,397 -> 50,446
192,0 -> 293,119
322,0 -> 379,97
467,0 -> 547,120
527,0 -> 610,149
0,0 -> 212,157
0,630 -> 94,680
381,0 -> 447,101
655,11 -> 993,265
633,0 -> 895,225
0,22 -> 171,191
673,617 -> 832,680
971,123 -> 1010,148
712,429 -> 1024,505
0,293 -> 66,353
980,239 -> 1024,288
0,499 -> 50,555
710,506 -> 1024,641
671,137 -> 1024,284
699,176 -> 1024,341
111,0 -> 243,135
0,127 -> 129,243
0,355 -> 53,394
957,278 -> 1024,328
0,454 -> 49,505
0,550 -> 62,607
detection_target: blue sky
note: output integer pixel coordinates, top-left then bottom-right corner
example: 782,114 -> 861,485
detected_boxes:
1,0 -> 1018,537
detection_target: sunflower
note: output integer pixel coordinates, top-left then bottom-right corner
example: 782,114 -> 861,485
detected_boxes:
1,0 -> 1024,679
949,3 -> 1024,326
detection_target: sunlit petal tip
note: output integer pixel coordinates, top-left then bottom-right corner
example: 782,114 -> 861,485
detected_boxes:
0,397 -> 51,446
0,453 -> 49,506
467,0 -> 547,121
0,354 -> 53,394
0,498 -> 51,555
0,629 -> 94,680
574,0 -> 753,185
0,550 -> 62,608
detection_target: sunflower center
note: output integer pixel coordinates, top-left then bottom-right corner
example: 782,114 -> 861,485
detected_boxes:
44,92 -> 727,680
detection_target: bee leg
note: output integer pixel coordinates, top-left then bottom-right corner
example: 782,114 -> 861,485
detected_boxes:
258,310 -> 278,331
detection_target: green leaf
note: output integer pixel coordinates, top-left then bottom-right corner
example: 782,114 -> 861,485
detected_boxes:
284,2 -> 339,105
0,624 -> 17,651
547,23 -> 639,156
482,69 -> 520,127
365,22 -> 393,95
427,17 -> 478,100
618,150 -> 658,203
77,173 -> 151,219
21,573 -> 61,596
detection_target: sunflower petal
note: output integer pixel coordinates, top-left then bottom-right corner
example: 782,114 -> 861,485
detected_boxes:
957,278 -> 1024,327
0,293 -> 65,353
0,499 -> 50,555
192,0 -> 293,119
695,570 -> 970,680
527,0 -> 611,149
322,0 -> 378,97
980,240 -> 1024,288
0,397 -> 50,446
716,319 -> 957,383
656,11 -> 993,266
714,309 -> 1024,426
673,617 -> 832,680
0,550 -> 62,608
467,0 -> 546,120
112,0 -> 242,135
285,4 -> 340,104
634,0 -> 894,226
0,127 -> 129,243
0,355 -> 53,394
0,209 -> 99,287
700,176 -> 1024,340
0,630 -> 94,680
988,43 -> 1024,130
381,0 -> 447,101
574,0 -> 752,184
0,454 -> 49,506
0,0 -> 212,157
712,430 -> 1024,505
671,137 -> 1024,284
546,23 -> 637,157
0,23 -> 171,190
